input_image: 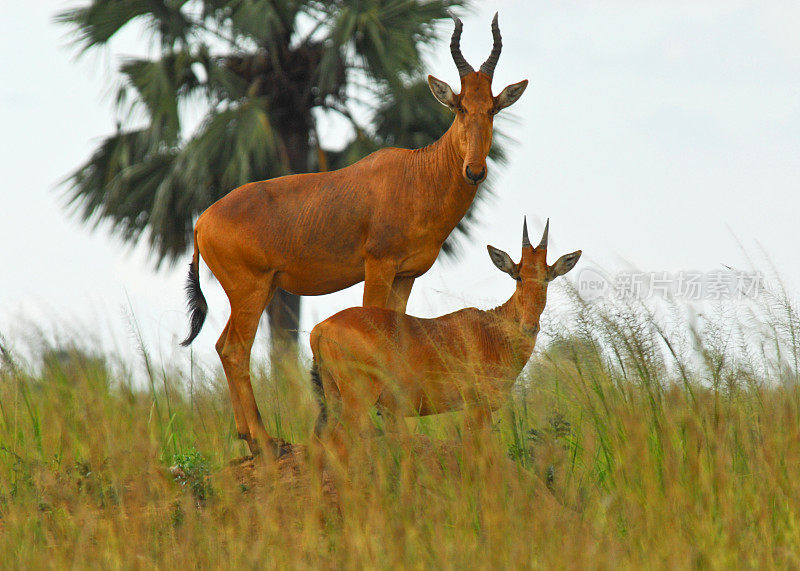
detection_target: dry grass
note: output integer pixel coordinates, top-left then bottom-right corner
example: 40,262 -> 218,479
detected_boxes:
1,286 -> 799,567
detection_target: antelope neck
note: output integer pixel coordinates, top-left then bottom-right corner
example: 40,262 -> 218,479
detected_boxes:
493,286 -> 544,334
477,296 -> 537,371
410,122 -> 479,219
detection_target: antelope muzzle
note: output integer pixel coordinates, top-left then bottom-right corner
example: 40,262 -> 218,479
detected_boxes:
464,163 -> 487,185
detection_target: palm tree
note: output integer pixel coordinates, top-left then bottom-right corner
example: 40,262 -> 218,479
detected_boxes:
57,0 -> 503,364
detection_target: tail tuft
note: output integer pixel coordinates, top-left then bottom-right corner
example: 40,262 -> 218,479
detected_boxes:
180,260 -> 208,347
311,361 -> 327,435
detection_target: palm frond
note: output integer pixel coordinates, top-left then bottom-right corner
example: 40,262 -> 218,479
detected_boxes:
325,0 -> 466,86
179,98 -> 287,193
62,128 -> 181,250
56,0 -> 195,52
119,49 -> 202,142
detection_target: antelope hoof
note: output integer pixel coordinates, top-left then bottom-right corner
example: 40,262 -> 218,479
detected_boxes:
248,438 -> 263,458
249,438 -> 290,460
267,438 -> 291,458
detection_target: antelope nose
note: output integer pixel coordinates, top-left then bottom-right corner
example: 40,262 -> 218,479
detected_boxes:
465,165 -> 486,184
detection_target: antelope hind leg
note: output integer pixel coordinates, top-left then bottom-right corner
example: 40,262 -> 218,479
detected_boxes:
215,321 -> 251,443
218,282 -> 283,458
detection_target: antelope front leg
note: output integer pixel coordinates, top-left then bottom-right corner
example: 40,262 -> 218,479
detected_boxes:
388,276 -> 415,314
363,258 -> 397,309
377,404 -> 405,437
464,399 -> 493,431
461,401 -> 493,464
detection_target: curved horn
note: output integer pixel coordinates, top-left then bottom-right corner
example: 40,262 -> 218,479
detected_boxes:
522,216 -> 531,248
450,16 -> 474,77
538,218 -> 550,249
479,13 -> 502,77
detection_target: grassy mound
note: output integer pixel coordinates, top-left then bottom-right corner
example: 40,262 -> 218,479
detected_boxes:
1,287 -> 799,566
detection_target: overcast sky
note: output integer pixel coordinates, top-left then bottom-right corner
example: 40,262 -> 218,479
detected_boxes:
1,1 -> 798,374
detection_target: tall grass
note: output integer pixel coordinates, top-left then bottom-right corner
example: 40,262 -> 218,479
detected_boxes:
1,283 -> 799,567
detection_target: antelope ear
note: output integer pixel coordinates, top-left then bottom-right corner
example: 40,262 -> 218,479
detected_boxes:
487,245 -> 519,280
548,250 -> 582,281
494,79 -> 528,112
428,75 -> 459,110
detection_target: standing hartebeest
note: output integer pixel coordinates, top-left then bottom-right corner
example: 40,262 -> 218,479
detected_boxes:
311,220 -> 581,458
310,219 -> 581,461
180,15 -> 528,457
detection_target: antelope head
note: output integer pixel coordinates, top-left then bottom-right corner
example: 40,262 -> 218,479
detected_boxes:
487,218 -> 582,336
428,13 -> 529,186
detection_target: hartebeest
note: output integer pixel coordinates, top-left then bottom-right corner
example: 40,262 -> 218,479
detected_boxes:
180,15 -> 528,457
310,219 -> 581,460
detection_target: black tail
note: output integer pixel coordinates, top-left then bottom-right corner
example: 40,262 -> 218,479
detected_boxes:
180,232 -> 208,347
311,361 -> 327,436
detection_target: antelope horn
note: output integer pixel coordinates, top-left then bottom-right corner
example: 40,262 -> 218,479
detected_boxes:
479,13 -> 502,77
538,218 -> 550,249
450,15 -> 474,77
522,216 -> 531,248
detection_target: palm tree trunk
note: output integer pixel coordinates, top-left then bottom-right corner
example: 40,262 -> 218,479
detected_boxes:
266,118 -> 310,377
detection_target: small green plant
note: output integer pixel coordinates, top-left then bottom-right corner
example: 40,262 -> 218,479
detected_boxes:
170,449 -> 212,505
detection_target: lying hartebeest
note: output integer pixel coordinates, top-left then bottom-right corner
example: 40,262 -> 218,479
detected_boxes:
180,15 -> 528,457
310,219 -> 581,460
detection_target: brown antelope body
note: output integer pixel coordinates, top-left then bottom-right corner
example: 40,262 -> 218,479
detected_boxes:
180,15 -> 528,457
310,219 -> 581,459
